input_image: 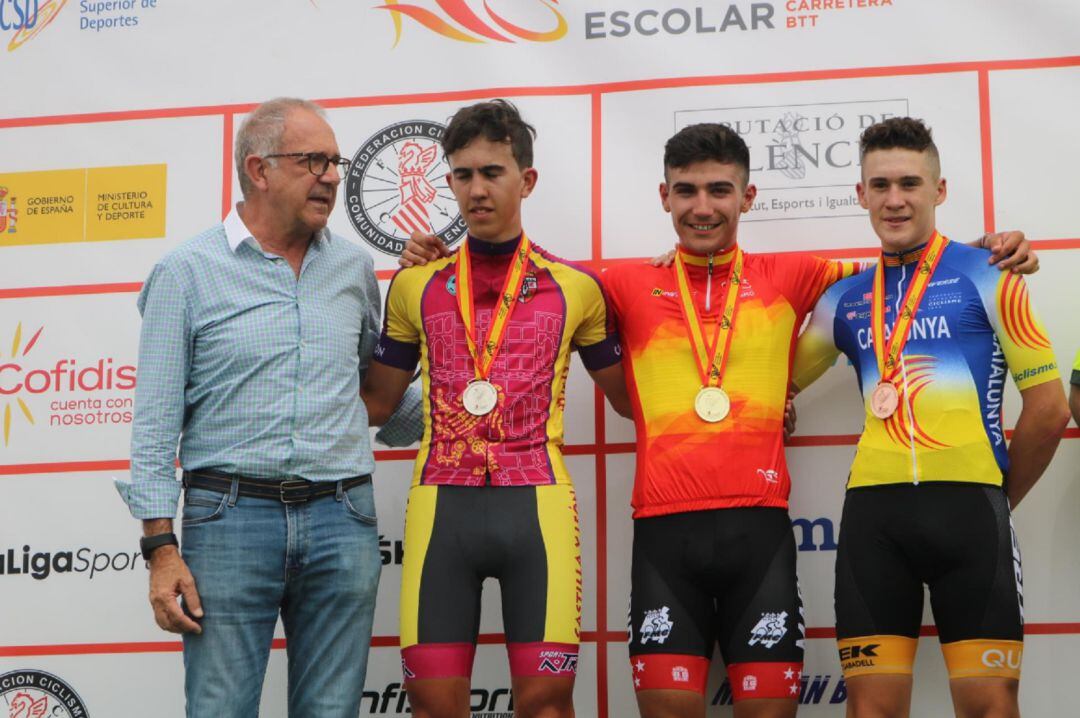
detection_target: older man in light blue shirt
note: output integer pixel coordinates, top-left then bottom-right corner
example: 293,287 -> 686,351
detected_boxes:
118,97 -> 419,717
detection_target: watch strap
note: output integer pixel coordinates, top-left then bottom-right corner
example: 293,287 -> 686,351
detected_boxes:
140,532 -> 178,560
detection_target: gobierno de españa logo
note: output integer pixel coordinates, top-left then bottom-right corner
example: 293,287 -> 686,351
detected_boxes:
345,120 -> 466,257
375,0 -> 566,46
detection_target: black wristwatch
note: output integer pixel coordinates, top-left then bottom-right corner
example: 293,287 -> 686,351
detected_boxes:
140,532 -> 179,560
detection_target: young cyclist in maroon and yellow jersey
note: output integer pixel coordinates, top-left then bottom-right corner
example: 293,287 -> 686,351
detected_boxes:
363,100 -> 630,718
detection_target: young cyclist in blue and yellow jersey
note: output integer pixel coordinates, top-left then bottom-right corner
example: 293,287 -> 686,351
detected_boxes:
361,100 -> 630,718
792,118 -> 1070,718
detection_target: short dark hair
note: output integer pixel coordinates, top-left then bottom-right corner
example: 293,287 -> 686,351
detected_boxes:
859,117 -> 940,168
442,99 -> 536,169
664,123 -> 750,182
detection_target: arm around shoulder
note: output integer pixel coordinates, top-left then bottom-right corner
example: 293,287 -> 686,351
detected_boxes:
588,363 -> 633,419
362,361 -> 415,427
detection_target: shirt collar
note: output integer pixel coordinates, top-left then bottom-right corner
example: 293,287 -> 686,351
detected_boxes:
224,203 -> 331,254
467,233 -> 522,256
676,242 -> 739,267
882,241 -> 929,266
224,205 -> 254,252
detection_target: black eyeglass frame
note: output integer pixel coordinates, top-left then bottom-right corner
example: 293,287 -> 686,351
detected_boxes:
263,152 -> 351,176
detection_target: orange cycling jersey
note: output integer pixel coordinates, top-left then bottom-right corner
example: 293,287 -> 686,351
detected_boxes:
603,245 -> 860,518
375,235 -> 621,487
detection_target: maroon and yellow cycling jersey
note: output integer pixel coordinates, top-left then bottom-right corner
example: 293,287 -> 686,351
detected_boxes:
604,245 -> 860,518
375,235 -> 621,487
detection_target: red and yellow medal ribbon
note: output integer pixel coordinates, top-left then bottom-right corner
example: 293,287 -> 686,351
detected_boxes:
673,246 -> 744,388
871,231 -> 949,384
455,234 -> 532,380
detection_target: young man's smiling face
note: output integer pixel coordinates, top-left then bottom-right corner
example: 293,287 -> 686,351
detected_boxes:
660,160 -> 756,255
857,147 -> 947,253
445,137 -> 537,243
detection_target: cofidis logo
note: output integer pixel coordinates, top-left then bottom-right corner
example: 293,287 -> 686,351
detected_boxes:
0,322 -> 136,447
376,0 -> 567,46
2,0 -> 66,51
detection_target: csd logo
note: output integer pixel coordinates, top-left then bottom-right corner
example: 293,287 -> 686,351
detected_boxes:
981,648 -> 1022,670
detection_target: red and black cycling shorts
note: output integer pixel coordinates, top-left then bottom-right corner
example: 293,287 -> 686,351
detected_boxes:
628,507 -> 805,701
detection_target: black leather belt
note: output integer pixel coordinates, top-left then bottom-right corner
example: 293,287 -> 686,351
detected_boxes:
182,470 -> 370,504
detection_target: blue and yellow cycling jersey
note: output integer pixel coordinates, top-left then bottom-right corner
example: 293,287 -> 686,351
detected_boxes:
793,238 -> 1059,489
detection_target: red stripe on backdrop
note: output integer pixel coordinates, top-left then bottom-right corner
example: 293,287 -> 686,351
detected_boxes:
591,92 -> 604,270
593,390 -> 610,718
2,56 -> 1079,129
978,69 -> 996,234
589,90 -> 611,718
4,429 -> 1079,476
0,283 -> 143,299
221,113 -> 234,221
6,624 -> 1080,658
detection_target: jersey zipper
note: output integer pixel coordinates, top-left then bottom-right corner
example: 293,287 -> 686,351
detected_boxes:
894,263 -> 919,484
705,252 -> 714,312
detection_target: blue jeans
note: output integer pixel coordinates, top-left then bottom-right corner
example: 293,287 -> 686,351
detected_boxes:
180,479 -> 381,717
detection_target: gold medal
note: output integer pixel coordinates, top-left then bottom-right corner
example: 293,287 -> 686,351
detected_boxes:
674,247 -> 744,423
870,381 -> 899,419
694,386 -> 731,423
462,379 -> 499,416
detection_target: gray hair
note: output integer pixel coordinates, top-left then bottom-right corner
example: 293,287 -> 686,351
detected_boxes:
234,97 -> 327,197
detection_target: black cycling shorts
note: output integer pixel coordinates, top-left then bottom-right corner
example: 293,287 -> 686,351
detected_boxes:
628,507 -> 805,700
835,482 -> 1024,680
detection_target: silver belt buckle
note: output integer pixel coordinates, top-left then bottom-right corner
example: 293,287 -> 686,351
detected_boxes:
279,479 -> 310,504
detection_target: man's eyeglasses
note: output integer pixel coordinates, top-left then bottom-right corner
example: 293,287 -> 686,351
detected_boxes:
263,152 -> 351,176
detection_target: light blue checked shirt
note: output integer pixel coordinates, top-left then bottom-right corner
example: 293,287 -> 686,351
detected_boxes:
117,207 -> 421,519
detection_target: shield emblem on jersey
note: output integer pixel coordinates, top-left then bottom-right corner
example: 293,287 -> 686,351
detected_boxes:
519,273 -> 537,303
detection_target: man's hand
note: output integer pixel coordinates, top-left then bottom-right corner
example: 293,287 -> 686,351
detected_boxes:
649,246 -> 677,268
983,231 -> 1038,274
400,231 -> 450,268
148,545 -> 203,634
783,391 -> 797,442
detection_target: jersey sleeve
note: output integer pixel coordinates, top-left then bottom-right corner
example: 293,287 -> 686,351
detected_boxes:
791,282 -> 844,391
981,271 -> 1060,390
571,270 -> 622,371
771,254 -> 865,317
1072,348 -> 1080,388
373,268 -> 422,371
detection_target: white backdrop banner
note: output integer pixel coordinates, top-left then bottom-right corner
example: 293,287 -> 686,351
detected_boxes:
2,1 -> 1079,715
